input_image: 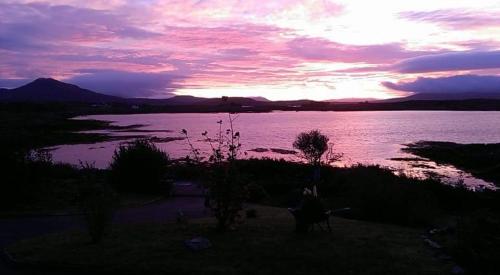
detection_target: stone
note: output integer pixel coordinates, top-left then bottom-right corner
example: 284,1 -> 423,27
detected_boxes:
423,238 -> 442,249
184,237 -> 212,251
451,265 -> 465,274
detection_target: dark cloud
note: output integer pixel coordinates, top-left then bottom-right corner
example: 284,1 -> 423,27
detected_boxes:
66,70 -> 186,98
392,51 -> 500,73
0,2 -> 159,51
0,78 -> 32,89
400,9 -> 500,29
287,37 -> 428,64
382,74 -> 500,94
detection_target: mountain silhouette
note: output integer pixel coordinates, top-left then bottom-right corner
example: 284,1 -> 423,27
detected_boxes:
0,78 -> 124,103
2,78 -> 500,110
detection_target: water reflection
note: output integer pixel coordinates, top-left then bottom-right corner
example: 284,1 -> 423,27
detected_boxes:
48,111 -> 500,190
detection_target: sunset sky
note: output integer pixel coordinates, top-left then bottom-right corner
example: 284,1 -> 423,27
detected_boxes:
1,0 -> 500,100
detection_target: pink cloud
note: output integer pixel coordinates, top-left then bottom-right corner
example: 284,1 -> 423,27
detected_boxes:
1,1 -> 499,99
287,37 -> 430,64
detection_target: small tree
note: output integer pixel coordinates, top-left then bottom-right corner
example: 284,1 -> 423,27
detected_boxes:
293,130 -> 329,166
293,129 -> 341,180
109,139 -> 170,194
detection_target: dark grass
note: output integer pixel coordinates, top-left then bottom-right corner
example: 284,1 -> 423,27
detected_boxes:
7,206 -> 450,275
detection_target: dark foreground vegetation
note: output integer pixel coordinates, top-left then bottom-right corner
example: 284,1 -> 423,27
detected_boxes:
0,103 -> 146,151
404,141 -> 500,186
0,105 -> 148,212
4,152 -> 499,273
2,107 -> 499,274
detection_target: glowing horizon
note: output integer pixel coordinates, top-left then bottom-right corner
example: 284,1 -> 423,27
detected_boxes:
1,0 -> 499,100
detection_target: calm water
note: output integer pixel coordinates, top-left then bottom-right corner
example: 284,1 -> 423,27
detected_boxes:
48,111 -> 500,189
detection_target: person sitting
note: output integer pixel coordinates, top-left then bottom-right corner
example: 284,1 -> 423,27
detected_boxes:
289,185 -> 332,233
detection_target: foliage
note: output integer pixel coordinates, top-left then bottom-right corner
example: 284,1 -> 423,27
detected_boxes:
196,159 -> 498,226
293,129 -> 341,166
78,163 -> 116,244
109,139 -> 170,194
245,182 -> 270,203
0,148 -> 81,210
183,113 -> 247,231
207,163 -> 247,230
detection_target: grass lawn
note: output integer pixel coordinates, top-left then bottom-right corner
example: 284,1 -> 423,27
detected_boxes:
7,206 -> 450,275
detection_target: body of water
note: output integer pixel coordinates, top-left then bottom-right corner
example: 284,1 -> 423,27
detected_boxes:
48,111 -> 500,189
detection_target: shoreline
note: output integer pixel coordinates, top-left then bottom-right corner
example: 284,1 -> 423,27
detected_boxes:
403,141 -> 500,188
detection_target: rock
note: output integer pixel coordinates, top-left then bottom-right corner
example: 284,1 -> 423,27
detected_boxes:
176,209 -> 187,223
451,265 -> 465,274
184,237 -> 212,251
248,148 -> 269,153
423,238 -> 442,249
429,228 -> 439,235
270,148 -> 297,155
436,253 -> 453,261
246,209 -> 257,218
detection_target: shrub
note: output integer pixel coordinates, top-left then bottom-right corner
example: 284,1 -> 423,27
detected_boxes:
0,148 -> 81,210
78,165 -> 116,244
245,182 -> 270,203
332,165 -> 440,226
109,139 -> 170,194
184,113 -> 247,231
207,163 -> 247,230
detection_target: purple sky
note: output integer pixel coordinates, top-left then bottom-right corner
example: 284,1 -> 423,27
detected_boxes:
1,0 -> 499,100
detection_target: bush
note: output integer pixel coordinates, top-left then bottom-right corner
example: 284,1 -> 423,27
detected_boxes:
184,113 -> 247,231
0,148 -> 81,210
78,166 -> 116,244
109,139 -> 170,194
332,165 -> 440,226
245,182 -> 269,203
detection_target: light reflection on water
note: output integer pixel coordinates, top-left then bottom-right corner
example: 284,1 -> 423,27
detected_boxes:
48,111 -> 500,190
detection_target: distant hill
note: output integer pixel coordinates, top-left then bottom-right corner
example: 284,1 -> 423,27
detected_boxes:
3,78 -> 500,112
249,96 -> 270,102
128,95 -> 208,106
324,98 -> 378,103
0,79 -> 270,106
0,78 -> 124,103
129,96 -> 267,106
